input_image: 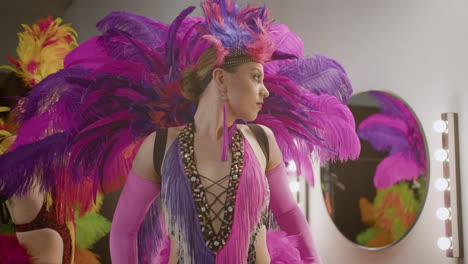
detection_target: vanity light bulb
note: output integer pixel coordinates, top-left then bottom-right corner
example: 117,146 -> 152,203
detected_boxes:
434,178 -> 449,191
433,120 -> 448,133
434,149 -> 449,162
436,207 -> 451,221
287,161 -> 297,172
289,181 -> 300,193
437,237 -> 452,251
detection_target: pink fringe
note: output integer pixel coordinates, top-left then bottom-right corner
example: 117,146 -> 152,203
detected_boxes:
221,101 -> 228,161
215,138 -> 268,263
152,236 -> 170,264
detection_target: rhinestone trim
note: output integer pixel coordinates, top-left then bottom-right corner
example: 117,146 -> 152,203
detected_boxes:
179,123 -> 244,251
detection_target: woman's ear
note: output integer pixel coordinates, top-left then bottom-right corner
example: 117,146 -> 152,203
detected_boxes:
212,68 -> 228,95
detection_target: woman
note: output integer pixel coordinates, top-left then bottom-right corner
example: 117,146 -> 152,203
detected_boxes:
111,46 -> 320,263
0,16 -> 110,264
0,15 -> 78,263
0,0 -> 360,263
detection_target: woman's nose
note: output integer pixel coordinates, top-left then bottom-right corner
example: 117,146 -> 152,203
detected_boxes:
261,84 -> 269,98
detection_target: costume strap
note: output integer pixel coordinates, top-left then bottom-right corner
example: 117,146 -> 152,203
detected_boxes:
0,196 -> 11,224
153,129 -> 168,179
246,124 -> 269,164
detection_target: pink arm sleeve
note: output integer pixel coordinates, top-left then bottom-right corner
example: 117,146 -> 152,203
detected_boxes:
110,170 -> 161,264
267,162 -> 322,264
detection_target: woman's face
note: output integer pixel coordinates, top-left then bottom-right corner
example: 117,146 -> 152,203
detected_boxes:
223,62 -> 269,122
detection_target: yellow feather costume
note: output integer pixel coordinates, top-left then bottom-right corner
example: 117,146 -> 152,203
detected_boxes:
0,15 -> 109,264
0,15 -> 78,88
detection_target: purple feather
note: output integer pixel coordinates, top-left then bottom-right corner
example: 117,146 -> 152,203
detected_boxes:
358,125 -> 411,155
357,91 -> 427,188
166,6 -> 197,77
369,91 -> 404,119
97,11 -> 169,48
276,56 -> 353,103
258,61 -> 360,185
64,37 -> 111,69
0,133 -> 67,197
268,24 -> 304,58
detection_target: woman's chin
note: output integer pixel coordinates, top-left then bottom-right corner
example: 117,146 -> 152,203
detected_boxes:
243,113 -> 258,122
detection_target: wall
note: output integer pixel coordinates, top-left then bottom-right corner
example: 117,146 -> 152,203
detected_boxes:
64,1 -> 467,263
288,1 -> 467,263
64,0 -> 202,42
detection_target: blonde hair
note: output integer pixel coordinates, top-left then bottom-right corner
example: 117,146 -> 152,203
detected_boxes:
181,47 -> 252,103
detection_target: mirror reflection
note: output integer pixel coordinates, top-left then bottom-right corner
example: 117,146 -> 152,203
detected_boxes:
321,91 -> 428,249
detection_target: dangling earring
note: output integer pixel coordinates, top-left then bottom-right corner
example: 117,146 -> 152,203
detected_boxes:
221,100 -> 229,161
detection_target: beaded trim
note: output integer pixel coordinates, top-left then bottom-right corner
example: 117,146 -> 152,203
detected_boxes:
179,123 -> 244,252
197,55 -> 255,77
222,57 -> 255,65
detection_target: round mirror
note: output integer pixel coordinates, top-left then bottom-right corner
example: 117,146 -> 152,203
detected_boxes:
320,91 -> 429,249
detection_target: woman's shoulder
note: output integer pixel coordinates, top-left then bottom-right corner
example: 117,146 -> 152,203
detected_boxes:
168,125 -> 185,135
141,126 -> 184,146
238,123 -> 275,140
239,123 -> 282,170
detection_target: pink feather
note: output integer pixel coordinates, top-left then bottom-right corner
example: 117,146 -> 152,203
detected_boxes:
359,113 -> 408,135
374,152 -> 421,189
215,139 -> 268,263
0,235 -> 32,264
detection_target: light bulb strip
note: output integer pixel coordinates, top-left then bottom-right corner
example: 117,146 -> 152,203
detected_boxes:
440,113 -> 463,258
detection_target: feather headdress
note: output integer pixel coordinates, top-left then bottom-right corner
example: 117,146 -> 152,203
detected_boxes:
199,0 -> 274,65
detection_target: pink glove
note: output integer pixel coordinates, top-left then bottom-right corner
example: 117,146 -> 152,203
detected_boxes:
267,162 -> 322,264
110,170 -> 161,264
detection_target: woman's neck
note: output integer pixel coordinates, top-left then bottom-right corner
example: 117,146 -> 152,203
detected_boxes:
193,88 -> 235,140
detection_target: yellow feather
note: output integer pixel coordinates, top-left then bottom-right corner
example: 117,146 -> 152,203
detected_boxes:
67,220 -> 76,264
0,16 -> 78,88
0,106 -> 11,112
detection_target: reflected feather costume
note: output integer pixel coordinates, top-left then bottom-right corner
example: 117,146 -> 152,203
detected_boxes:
0,0 -> 360,262
357,91 -> 426,189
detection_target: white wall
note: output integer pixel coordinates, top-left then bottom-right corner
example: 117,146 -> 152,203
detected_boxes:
64,1 -> 467,263
280,1 -> 467,263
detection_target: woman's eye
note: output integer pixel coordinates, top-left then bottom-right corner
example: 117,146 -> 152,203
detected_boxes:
254,75 -> 261,81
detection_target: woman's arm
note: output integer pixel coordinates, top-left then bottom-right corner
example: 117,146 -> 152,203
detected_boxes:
110,132 -> 161,264
261,126 -> 322,264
